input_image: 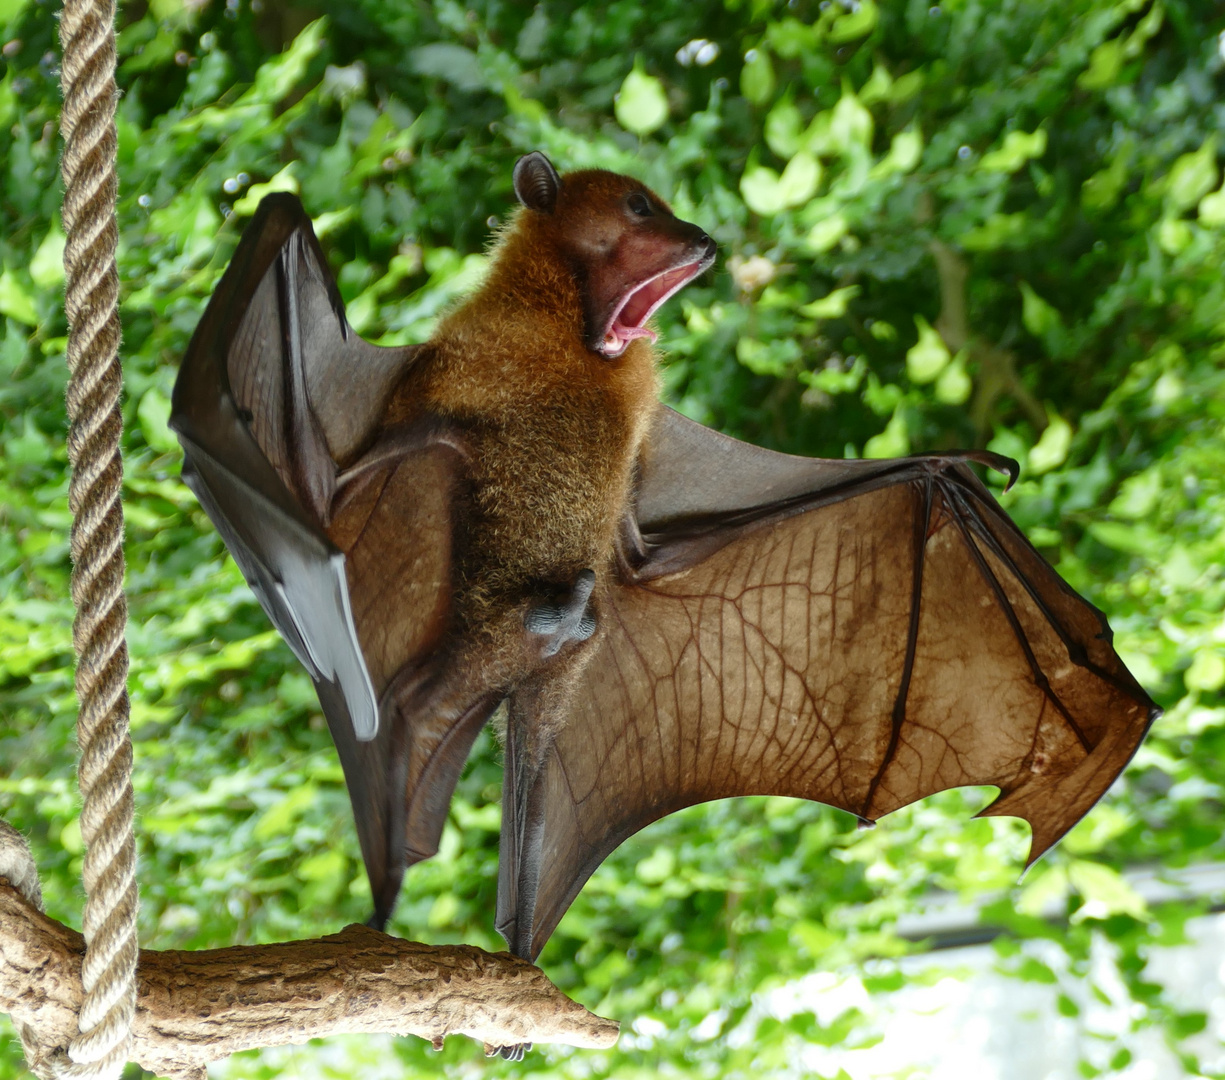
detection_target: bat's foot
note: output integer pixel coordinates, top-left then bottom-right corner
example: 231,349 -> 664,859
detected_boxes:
485,1042 -> 532,1061
525,569 -> 596,658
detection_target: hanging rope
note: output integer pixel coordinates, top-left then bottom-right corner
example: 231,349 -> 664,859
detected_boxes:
55,0 -> 139,1072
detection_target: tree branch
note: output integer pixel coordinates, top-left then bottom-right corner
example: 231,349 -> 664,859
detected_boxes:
0,885 -> 618,1079
928,240 -> 1048,436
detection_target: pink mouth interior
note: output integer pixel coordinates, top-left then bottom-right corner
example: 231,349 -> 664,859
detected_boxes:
601,262 -> 704,356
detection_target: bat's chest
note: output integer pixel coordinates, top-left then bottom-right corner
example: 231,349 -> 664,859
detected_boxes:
410,329 -> 658,604
466,398 -> 638,585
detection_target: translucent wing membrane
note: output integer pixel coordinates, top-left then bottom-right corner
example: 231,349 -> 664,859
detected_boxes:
519,410 -> 1156,959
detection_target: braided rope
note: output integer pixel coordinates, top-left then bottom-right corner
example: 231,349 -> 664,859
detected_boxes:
0,821 -> 44,912
56,0 -> 138,1074
0,823 -> 57,1078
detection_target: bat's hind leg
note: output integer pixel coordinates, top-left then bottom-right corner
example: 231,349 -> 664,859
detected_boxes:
524,568 -> 597,657
487,680 -> 556,1053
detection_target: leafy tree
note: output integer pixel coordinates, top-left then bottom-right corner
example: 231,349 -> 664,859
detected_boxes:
1,0 -> 1221,1075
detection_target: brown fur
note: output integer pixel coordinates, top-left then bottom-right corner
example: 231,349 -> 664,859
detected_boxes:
383,171 -> 677,643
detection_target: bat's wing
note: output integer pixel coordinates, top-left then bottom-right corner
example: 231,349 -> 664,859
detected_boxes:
171,194 -> 484,923
521,406 -> 1158,958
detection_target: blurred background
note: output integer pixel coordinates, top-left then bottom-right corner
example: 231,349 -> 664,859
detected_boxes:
0,0 -> 1222,1076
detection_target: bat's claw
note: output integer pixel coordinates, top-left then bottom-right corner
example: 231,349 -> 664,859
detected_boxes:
525,569 -> 597,658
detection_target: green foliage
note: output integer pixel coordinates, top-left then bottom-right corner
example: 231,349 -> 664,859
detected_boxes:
1,0 -> 1223,1076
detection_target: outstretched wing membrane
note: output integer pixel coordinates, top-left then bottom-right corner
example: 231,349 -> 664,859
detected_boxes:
171,194 -> 485,925
523,407 -> 1157,958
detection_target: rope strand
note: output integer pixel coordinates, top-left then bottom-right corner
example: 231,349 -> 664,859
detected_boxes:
57,0 -> 138,1073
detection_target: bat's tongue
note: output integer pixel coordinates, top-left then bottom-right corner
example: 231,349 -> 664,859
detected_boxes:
605,262 -> 701,355
603,323 -> 658,354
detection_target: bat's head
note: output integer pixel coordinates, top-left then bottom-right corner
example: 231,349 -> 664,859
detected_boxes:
513,151 -> 717,359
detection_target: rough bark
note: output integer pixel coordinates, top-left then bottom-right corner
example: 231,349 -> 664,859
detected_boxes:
0,885 -> 618,1079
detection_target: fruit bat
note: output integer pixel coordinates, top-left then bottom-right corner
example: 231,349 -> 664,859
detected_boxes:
170,152 -> 1158,982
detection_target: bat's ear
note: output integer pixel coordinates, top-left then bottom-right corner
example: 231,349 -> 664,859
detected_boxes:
513,152 -> 561,214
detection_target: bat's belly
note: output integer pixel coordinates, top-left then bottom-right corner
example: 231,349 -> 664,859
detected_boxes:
463,416 -> 634,604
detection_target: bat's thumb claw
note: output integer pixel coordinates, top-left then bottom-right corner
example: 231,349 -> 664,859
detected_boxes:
962,449 -> 1021,490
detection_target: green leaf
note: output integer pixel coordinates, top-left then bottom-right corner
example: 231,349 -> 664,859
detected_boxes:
766,16 -> 821,58
246,18 -> 326,105
741,165 -> 786,216
864,407 -> 909,458
298,849 -> 346,882
1198,179 -> 1225,226
29,223 -> 66,290
800,284 -> 860,320
1027,411 -> 1072,474
1079,39 -> 1123,91
1185,651 -> 1225,693
802,356 -> 866,395
906,315 -> 950,383
0,0 -> 31,25
409,43 -> 486,93
1170,1012 -> 1209,1039
737,336 -> 800,376
1157,217 -> 1192,255
253,785 -> 319,841
979,128 -> 1047,173
138,389 -> 178,454
1018,865 -> 1067,916
806,212 -> 849,252
742,152 -> 821,214
829,0 -> 878,43
778,151 -> 821,206
765,97 -> 803,158
958,212 -> 1028,252
1068,860 -> 1148,921
828,85 -> 873,151
636,846 -> 676,884
1108,469 -> 1161,520
740,47 -> 775,106
1062,804 -> 1134,856
1057,993 -> 1080,1018
934,351 -> 971,405
871,128 -> 923,176
428,891 -> 460,928
1130,2 -> 1164,50
232,165 -> 300,216
1164,136 -> 1218,212
859,64 -> 892,106
1087,521 -> 1164,557
61,817 -> 84,855
0,70 -> 14,129
0,270 -> 39,326
888,68 -> 924,103
615,61 -> 669,136
1019,281 -> 1064,341
1081,146 -> 1132,215
791,919 -> 837,957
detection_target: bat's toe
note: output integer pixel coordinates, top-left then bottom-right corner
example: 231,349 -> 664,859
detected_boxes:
488,1042 -> 530,1061
525,569 -> 597,658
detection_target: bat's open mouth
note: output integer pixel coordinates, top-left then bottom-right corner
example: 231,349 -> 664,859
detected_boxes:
598,259 -> 709,358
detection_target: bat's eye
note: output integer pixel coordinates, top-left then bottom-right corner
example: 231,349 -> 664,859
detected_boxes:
628,192 -> 653,217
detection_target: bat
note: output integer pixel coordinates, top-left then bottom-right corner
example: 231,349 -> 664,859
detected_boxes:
170,153 -> 1158,1041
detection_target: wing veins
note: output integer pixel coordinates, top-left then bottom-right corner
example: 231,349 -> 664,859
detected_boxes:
940,478 -> 1093,754
861,479 -> 931,819
952,479 -> 1152,705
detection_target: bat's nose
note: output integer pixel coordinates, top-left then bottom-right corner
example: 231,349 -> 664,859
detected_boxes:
691,231 -> 717,266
